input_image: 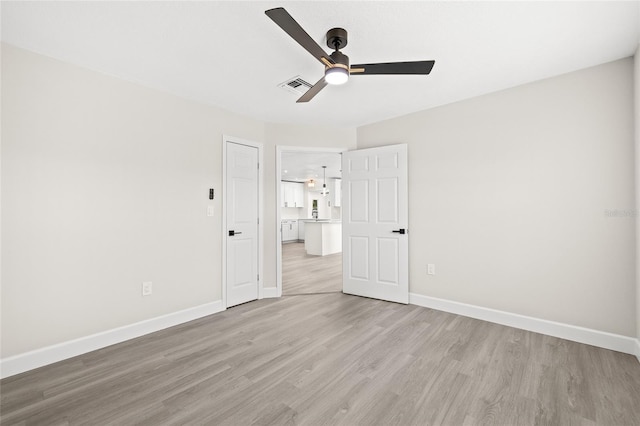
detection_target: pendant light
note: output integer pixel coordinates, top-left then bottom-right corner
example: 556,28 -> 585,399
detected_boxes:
321,166 -> 329,197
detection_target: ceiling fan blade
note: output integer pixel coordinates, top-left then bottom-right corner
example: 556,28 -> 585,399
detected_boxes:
297,77 -> 328,103
350,60 -> 435,75
265,8 -> 334,67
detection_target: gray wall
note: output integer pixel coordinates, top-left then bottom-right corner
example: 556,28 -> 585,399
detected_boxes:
358,58 -> 636,337
0,44 -> 356,358
2,42 -> 636,360
1,44 -> 260,356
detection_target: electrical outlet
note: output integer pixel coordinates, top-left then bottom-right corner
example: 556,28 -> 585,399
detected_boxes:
427,264 -> 435,275
142,281 -> 153,296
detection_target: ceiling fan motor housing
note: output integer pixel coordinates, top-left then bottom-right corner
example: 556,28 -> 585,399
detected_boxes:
329,50 -> 349,70
326,27 -> 348,50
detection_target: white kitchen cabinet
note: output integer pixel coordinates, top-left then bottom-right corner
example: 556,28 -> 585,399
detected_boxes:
281,182 -> 305,208
280,183 -> 287,207
281,220 -> 299,242
282,182 -> 295,207
293,183 -> 305,207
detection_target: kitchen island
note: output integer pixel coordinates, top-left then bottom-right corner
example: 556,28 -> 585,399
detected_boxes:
304,221 -> 342,256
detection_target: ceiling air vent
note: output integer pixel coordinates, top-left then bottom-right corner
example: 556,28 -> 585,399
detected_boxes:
278,76 -> 312,96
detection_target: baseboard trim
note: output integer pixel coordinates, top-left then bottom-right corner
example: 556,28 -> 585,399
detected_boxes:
4,295 -> 636,378
263,287 -> 279,298
410,293 -> 637,356
0,300 -> 225,379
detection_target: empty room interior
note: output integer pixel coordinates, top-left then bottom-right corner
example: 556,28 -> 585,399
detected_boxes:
2,1 -> 640,424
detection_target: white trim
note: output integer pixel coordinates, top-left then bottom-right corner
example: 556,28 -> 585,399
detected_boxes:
0,301 -> 224,379
257,142 -> 264,299
275,147 -> 283,298
275,146 -> 346,297
222,136 -> 264,307
263,287 -> 279,298
410,293 -> 638,356
635,339 -> 640,363
222,139 -> 228,307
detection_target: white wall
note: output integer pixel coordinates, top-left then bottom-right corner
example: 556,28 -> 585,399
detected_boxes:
0,44 -> 268,357
358,58 -> 636,337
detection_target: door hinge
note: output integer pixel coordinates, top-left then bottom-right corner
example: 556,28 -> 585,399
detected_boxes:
257,274 -> 259,282
257,162 -> 260,170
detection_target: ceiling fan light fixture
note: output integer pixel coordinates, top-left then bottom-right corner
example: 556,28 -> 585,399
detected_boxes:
325,67 -> 349,85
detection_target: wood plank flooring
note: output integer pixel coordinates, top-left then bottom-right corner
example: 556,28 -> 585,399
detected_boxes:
2,292 -> 640,425
282,242 -> 342,295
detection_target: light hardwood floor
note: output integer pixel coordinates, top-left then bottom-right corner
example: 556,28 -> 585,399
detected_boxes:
2,292 -> 640,425
282,242 -> 342,295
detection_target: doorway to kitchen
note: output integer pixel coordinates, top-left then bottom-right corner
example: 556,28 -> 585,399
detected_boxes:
276,146 -> 345,296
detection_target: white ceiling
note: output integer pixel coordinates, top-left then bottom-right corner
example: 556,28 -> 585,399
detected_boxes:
2,1 -> 639,128
281,151 -> 342,183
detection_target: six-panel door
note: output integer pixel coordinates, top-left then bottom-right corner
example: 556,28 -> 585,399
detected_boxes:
226,142 -> 259,307
342,144 -> 409,304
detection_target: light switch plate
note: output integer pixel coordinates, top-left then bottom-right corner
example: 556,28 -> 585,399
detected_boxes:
427,264 -> 435,275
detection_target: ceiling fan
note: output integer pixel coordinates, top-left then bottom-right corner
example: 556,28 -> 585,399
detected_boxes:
265,7 -> 435,103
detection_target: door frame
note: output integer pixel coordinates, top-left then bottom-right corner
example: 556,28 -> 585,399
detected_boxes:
222,135 -> 264,308
275,145 -> 346,297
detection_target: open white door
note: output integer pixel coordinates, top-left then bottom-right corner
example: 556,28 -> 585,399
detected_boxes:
225,141 -> 259,307
342,144 -> 408,304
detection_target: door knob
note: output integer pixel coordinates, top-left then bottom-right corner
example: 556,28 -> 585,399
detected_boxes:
229,230 -> 242,236
391,229 -> 406,234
